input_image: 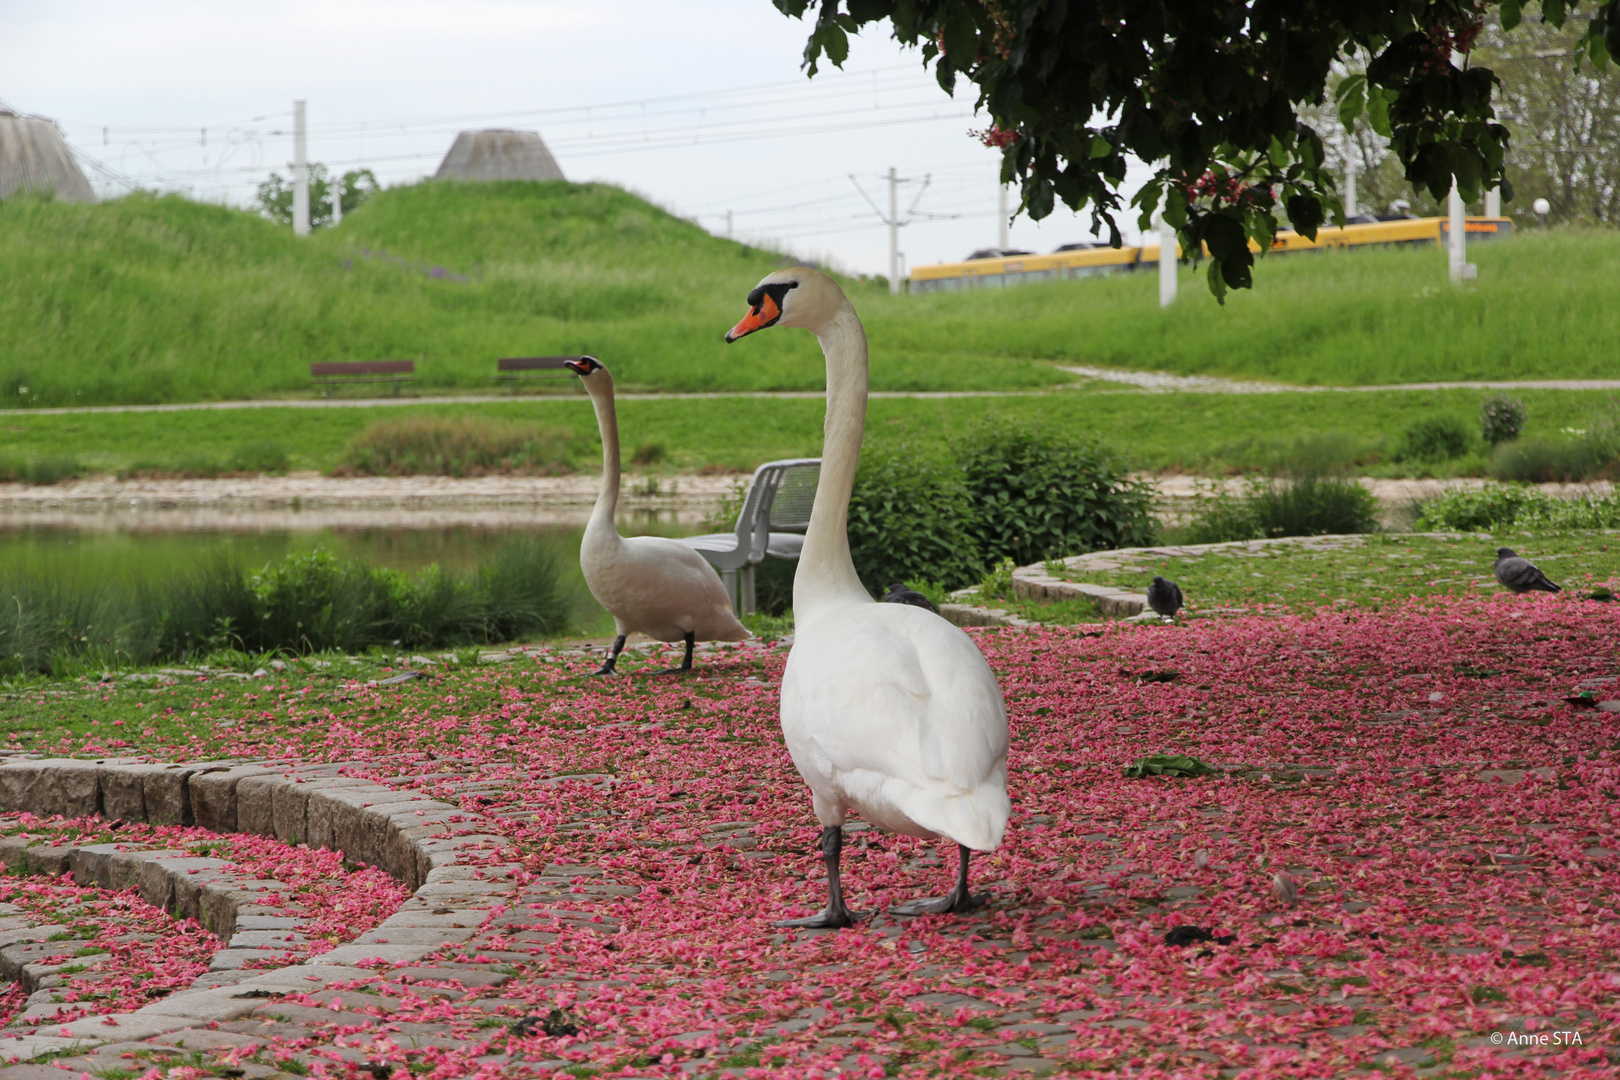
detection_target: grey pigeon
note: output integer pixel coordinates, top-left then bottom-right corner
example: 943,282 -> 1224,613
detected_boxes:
1146,575 -> 1184,619
881,583 -> 938,614
1494,548 -> 1561,594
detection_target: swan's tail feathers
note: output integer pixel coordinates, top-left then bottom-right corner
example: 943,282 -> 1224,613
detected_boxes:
884,765 -> 1009,852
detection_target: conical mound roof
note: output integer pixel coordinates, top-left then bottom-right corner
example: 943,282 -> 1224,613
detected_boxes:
0,114 -> 97,203
434,129 -> 564,182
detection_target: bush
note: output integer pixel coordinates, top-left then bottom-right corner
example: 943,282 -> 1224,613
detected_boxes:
1184,475 -> 1380,543
1520,492 -> 1620,530
1480,394 -> 1527,446
847,450 -> 983,594
0,540 -> 571,677
344,416 -> 573,476
1398,415 -> 1471,462
958,424 -> 1158,567
1414,484 -> 1554,532
0,456 -> 85,486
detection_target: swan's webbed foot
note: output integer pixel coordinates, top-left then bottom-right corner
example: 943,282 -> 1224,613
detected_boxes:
649,632 -> 695,676
772,903 -> 870,929
890,843 -> 988,917
889,888 -> 988,917
774,824 -> 867,930
590,635 -> 627,677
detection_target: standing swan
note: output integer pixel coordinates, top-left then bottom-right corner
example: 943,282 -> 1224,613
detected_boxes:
566,357 -> 748,675
725,271 -> 1010,926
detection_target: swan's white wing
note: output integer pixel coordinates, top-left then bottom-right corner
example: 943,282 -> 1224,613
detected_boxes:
784,603 -> 1009,848
612,536 -> 749,641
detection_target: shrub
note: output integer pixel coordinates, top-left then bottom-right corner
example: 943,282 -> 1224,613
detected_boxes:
958,424 -> 1158,567
1518,492 -> 1620,530
847,450 -> 983,594
344,416 -> 572,476
0,456 -> 86,486
630,442 -> 667,466
1414,484 -> 1554,532
1480,394 -> 1527,446
1184,475 -> 1379,543
1398,415 -> 1471,462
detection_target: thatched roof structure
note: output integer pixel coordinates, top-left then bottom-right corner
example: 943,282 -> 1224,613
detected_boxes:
433,129 -> 563,183
0,113 -> 97,203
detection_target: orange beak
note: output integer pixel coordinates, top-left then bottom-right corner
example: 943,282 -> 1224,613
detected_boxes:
724,293 -> 781,343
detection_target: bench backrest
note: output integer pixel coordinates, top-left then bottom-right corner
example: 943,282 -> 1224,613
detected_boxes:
765,460 -> 820,533
310,360 -> 415,376
498,356 -> 579,372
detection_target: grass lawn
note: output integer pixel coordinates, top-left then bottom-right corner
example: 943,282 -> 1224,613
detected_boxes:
3,387 -> 1612,478
966,530 -> 1620,625
3,180 -> 1618,408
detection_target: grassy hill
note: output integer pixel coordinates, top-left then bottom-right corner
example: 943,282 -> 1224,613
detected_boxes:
0,180 -> 1617,407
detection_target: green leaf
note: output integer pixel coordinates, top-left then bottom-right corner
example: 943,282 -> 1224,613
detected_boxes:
1500,0 -> 1522,31
1366,87 -> 1393,138
1205,257 -> 1228,304
1124,754 -> 1216,779
1285,193 -> 1325,240
818,22 -> 850,67
1545,0 -> 1568,29
1335,74 -> 1367,127
1090,134 -> 1112,159
940,7 -> 977,63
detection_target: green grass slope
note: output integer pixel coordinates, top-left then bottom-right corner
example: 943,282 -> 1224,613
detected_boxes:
0,183 -> 1064,407
1,180 -> 1616,407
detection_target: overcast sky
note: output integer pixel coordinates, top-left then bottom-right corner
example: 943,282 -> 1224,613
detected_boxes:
1,0 -> 1155,275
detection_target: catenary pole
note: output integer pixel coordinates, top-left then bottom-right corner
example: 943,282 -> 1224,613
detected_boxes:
1448,179 -> 1467,282
292,100 -> 309,237
1158,215 -> 1176,308
888,166 -> 900,295
997,181 -> 1008,250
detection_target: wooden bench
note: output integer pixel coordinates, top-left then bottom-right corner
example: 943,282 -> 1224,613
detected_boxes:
310,360 -> 415,397
495,356 -> 579,386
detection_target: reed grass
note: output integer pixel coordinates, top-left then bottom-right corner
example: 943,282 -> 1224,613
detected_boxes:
0,540 -> 570,676
342,416 -> 575,476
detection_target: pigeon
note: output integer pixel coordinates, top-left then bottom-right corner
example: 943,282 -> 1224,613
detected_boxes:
1493,548 -> 1561,594
881,583 -> 938,614
1146,575 -> 1184,619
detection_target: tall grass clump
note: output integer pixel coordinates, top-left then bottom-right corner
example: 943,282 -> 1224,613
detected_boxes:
344,416 -> 574,476
1489,397 -> 1620,482
0,540 -> 570,677
1183,437 -> 1380,543
1397,415 -> 1472,462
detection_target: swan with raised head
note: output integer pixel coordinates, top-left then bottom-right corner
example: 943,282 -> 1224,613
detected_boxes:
565,356 -> 748,675
724,271 -> 1010,926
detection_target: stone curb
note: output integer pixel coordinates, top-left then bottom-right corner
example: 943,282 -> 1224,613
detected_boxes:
0,755 -> 521,1062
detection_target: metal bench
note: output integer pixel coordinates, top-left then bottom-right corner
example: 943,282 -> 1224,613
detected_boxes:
310,360 -> 415,397
680,458 -> 820,615
495,356 -> 578,386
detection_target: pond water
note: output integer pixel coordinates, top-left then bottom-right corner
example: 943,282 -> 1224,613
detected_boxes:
0,507 -> 711,639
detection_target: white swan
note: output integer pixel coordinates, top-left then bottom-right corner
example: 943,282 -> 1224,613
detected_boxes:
565,356 -> 748,675
724,271 -> 1010,926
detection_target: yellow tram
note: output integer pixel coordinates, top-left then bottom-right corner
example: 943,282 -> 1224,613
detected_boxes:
906,216 -> 1515,294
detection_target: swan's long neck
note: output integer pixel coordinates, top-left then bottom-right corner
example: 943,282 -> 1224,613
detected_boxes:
585,379 -> 621,538
795,303 -> 872,612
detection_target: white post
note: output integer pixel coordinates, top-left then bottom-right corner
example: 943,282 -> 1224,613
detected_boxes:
1447,178 -> 1467,282
725,210 -> 733,239
331,172 -> 343,226
1158,214 -> 1177,308
888,166 -> 900,295
1485,186 -> 1501,218
997,181 -> 1008,250
1344,158 -> 1358,218
292,99 -> 309,237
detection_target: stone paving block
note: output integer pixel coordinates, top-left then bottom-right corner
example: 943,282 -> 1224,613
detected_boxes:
0,1060 -> 99,1077
67,842 -> 127,888
138,985 -> 271,1022
316,942 -> 441,966
234,774 -> 285,838
190,764 -> 276,833
153,857 -> 233,921
97,762 -> 166,821
350,927 -> 477,946
271,782 -> 310,846
0,758 -> 99,818
143,763 -> 209,825
53,1012 -> 194,1042
148,1028 -> 267,1049
235,915 -> 301,931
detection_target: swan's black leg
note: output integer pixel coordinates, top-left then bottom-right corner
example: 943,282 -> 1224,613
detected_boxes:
890,843 -> 989,916
591,635 -> 626,677
773,825 -> 869,929
650,632 -> 695,676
